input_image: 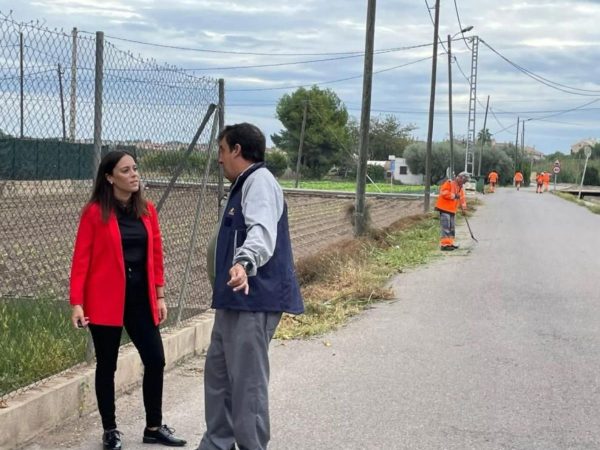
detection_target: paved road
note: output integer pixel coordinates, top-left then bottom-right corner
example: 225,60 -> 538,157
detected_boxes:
26,186 -> 600,450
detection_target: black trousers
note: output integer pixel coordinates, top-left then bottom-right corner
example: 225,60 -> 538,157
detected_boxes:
89,267 -> 165,431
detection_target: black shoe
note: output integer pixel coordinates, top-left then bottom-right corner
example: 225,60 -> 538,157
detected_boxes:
143,425 -> 186,446
103,429 -> 123,450
440,246 -> 455,251
450,244 -> 460,249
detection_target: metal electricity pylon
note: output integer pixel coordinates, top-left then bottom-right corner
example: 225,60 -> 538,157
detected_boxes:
464,36 -> 479,175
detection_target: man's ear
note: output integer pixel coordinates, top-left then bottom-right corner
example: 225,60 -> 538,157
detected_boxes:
232,143 -> 242,157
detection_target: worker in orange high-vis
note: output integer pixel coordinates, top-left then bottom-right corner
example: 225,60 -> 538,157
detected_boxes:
435,171 -> 469,251
536,172 -> 544,193
514,171 -> 524,191
487,170 -> 499,193
543,171 -> 551,191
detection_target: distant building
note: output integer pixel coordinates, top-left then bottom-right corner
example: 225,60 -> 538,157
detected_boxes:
368,158 -> 423,185
571,138 -> 598,155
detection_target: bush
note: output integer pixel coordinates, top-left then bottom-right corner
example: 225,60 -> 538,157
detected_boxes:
140,149 -> 218,177
265,151 -> 288,178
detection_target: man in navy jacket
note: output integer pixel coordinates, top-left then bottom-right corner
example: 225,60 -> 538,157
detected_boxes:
197,123 -> 303,450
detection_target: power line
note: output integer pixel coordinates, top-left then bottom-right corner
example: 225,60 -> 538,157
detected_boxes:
489,98 -> 600,136
79,29 -> 426,57
452,0 -> 472,51
480,39 -> 600,97
228,55 -> 434,92
91,43 -> 433,72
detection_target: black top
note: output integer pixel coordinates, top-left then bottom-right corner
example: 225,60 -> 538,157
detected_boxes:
115,203 -> 148,266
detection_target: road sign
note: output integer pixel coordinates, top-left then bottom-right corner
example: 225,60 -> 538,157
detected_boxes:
553,166 -> 560,174
584,146 -> 592,158
554,160 -> 560,167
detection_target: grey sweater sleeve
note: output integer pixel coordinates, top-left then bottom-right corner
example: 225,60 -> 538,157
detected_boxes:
233,167 -> 284,276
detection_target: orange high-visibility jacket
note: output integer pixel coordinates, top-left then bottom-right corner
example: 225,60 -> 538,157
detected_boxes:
435,179 -> 466,214
514,172 -> 524,182
543,172 -> 551,183
488,171 -> 499,183
536,173 -> 544,184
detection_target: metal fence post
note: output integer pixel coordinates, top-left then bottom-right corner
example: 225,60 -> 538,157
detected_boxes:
69,27 -> 78,142
58,64 -> 66,141
93,31 -> 104,176
155,103 -> 217,213
175,110 -> 220,326
19,31 -> 24,138
217,79 -> 225,213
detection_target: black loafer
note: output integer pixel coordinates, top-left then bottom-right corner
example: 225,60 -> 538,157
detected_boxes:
143,425 -> 186,447
103,429 -> 123,450
440,246 -> 455,251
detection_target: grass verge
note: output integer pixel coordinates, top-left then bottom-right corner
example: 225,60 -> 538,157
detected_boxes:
278,179 -> 437,194
0,297 -> 88,398
555,192 -> 600,214
276,213 -> 441,339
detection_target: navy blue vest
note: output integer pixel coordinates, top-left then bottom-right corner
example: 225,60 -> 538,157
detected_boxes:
212,163 -> 304,314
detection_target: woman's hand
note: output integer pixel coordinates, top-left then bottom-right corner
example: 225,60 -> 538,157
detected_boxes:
158,298 -> 167,324
71,305 -> 89,329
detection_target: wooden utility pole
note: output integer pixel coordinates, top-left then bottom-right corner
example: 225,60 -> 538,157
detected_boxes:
447,34 -> 455,178
477,95 -> 489,177
354,0 -> 376,236
294,100 -> 308,188
514,116 -> 520,172
424,0 -> 440,212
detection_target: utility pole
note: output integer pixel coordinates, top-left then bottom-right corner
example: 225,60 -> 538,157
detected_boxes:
521,120 -> 525,157
514,116 -> 520,172
354,0 -> 376,236
447,34 -> 455,178
424,0 -> 440,212
464,36 -> 479,175
294,100 -> 308,188
477,95 -> 489,177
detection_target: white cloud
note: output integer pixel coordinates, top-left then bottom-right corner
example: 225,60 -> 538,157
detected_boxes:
1,0 -> 598,153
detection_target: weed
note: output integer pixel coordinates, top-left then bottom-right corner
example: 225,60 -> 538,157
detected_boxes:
277,214 -> 440,339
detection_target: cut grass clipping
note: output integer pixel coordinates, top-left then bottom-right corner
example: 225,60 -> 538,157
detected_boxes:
276,213 -> 440,339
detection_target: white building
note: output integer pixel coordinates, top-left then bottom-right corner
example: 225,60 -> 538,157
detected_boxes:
368,158 -> 423,185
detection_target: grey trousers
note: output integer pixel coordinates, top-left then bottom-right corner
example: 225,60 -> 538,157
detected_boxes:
199,309 -> 282,450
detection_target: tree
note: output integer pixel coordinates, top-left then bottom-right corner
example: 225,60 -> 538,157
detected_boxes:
477,128 -> 491,145
272,86 -> 350,179
265,150 -> 288,178
404,141 -> 466,185
348,115 -> 416,160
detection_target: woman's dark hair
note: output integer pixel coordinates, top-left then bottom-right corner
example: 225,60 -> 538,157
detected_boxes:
89,151 -> 147,222
218,123 -> 265,162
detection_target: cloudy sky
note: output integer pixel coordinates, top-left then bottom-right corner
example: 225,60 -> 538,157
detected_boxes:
2,0 -> 599,154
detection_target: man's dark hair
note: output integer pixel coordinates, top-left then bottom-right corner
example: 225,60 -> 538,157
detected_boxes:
218,123 -> 265,162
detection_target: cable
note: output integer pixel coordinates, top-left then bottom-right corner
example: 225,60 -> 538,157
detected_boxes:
228,55 -> 434,92
480,39 -> 600,97
489,98 -> 600,136
95,43 -> 434,72
79,30 -> 426,57
452,0 -> 472,51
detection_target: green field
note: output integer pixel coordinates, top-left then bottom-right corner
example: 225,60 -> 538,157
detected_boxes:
0,297 -> 88,398
278,179 -> 434,194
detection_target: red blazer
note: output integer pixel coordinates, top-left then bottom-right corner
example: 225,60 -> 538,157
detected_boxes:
70,201 -> 164,326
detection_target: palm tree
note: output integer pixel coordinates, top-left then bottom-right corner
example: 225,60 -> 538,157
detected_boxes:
477,128 -> 491,145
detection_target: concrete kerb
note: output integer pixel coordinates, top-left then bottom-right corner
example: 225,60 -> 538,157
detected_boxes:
1,312 -> 214,450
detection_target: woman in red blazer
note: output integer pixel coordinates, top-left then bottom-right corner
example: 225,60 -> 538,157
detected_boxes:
70,151 -> 185,449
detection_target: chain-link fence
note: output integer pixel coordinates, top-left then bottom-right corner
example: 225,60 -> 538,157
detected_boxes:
0,13 -> 221,401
